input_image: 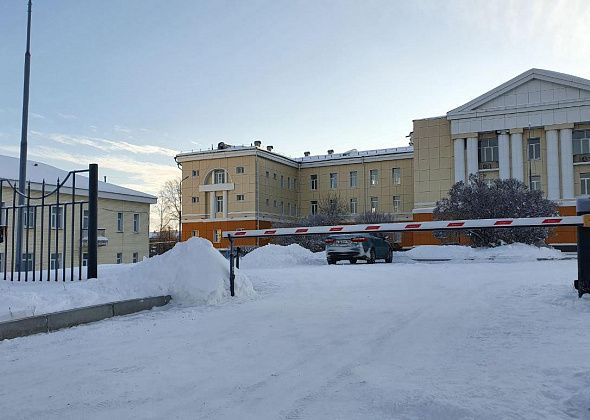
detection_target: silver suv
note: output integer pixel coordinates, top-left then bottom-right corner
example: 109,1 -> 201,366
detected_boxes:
325,234 -> 393,265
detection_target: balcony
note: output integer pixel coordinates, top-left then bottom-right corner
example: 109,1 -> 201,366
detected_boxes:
479,161 -> 499,171
82,228 -> 109,247
574,153 -> 590,164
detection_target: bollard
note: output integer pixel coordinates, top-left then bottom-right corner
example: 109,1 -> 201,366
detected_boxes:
575,198 -> 590,298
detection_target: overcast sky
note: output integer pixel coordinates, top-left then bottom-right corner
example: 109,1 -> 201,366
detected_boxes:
1,0 -> 589,194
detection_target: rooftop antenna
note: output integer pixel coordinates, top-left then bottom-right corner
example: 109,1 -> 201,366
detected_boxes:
15,0 -> 33,272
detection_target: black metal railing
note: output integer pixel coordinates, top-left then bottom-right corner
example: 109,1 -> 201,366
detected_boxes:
0,164 -> 98,281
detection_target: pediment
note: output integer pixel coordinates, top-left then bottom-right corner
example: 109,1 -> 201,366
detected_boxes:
448,69 -> 590,118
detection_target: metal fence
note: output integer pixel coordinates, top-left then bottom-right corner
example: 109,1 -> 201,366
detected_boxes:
0,164 -> 98,281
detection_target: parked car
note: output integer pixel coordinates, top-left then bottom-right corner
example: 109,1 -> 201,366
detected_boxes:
325,234 -> 393,265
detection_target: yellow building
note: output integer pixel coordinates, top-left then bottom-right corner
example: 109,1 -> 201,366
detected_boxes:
177,68 -> 590,249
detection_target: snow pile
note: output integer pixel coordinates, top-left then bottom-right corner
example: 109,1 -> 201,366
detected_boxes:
241,244 -> 326,268
404,243 -> 566,261
0,238 -> 254,320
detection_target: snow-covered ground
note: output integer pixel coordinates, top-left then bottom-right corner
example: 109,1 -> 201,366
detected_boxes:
1,243 -> 590,419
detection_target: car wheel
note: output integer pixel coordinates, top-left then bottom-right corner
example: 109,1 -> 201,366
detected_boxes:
385,250 -> 393,263
349,258 -> 357,264
367,248 -> 376,264
327,258 -> 336,265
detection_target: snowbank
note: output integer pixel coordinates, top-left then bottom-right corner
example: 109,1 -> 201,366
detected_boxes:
241,244 -> 326,268
403,243 -> 566,261
0,238 -> 254,321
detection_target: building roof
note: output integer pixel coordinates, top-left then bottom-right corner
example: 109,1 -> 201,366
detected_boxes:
0,155 -> 156,204
175,144 -> 413,167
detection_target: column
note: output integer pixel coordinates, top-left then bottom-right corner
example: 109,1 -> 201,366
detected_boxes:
222,190 -> 228,218
560,128 -> 574,200
510,130 -> 524,182
209,191 -> 216,219
546,129 -> 560,200
466,137 -> 479,178
498,131 -> 510,179
453,138 -> 465,183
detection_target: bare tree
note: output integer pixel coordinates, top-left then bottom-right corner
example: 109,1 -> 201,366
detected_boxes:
159,178 -> 182,231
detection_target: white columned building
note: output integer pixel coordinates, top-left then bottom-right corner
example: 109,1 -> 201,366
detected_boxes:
446,68 -> 590,206
498,131 -> 511,179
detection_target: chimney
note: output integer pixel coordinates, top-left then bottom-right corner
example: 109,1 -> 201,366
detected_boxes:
254,140 -> 262,147
327,149 -> 334,155
304,151 -> 310,157
266,145 -> 273,152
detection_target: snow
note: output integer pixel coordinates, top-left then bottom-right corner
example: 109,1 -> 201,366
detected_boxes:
403,243 -> 567,261
0,238 -> 254,320
241,243 -> 326,268
1,243 -> 590,419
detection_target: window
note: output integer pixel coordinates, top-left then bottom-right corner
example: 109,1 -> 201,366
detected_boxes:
280,175 -> 284,188
294,178 -> 298,190
280,201 -> 284,215
273,200 -> 277,208
51,206 -> 63,229
273,173 -> 277,180
310,201 -> 318,215
265,198 -> 269,207
192,230 -> 199,237
117,212 -> 124,232
83,209 -> 89,230
133,213 -> 140,233
530,175 -> 541,191
50,253 -> 62,270
392,196 -> 401,213
287,177 -> 291,189
329,173 -> 338,189
581,173 -> 590,195
132,252 -> 139,263
216,196 -> 224,213
370,170 -> 379,186
293,204 -> 297,216
350,171 -> 358,188
82,253 -> 88,267
236,194 -> 245,201
236,166 -> 244,174
116,252 -> 123,264
21,253 -> 33,272
350,198 -> 357,215
370,197 -> 379,213
573,130 -> 590,155
192,196 -> 199,204
310,174 -> 318,190
213,169 -> 225,184
192,169 -> 199,177
479,138 -> 499,162
528,138 -> 541,160
23,207 -> 35,228
213,229 -> 222,243
328,199 -> 337,212
265,171 -> 269,178
392,168 -> 401,185
287,202 -> 291,215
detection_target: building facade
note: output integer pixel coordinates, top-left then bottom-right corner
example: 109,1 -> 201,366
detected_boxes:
177,69 -> 590,249
0,156 -> 156,271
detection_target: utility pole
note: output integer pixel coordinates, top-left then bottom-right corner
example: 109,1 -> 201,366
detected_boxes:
16,0 -> 33,272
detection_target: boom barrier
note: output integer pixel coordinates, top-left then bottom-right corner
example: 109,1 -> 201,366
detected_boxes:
223,205 -> 590,299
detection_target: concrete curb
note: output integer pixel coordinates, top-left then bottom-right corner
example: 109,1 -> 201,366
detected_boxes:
0,295 -> 171,341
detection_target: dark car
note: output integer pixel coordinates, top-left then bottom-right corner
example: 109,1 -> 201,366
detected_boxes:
325,233 -> 393,265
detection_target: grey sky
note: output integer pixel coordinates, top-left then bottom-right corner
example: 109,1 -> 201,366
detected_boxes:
1,0 -> 589,193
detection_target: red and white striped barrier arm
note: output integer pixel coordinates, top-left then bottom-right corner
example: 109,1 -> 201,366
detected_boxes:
224,215 -> 587,239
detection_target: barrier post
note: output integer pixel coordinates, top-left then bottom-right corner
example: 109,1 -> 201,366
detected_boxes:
229,237 -> 235,297
236,247 -> 241,269
575,198 -> 590,298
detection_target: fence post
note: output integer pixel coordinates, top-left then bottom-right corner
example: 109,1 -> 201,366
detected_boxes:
87,164 -> 98,279
229,237 -> 235,297
575,198 -> 590,298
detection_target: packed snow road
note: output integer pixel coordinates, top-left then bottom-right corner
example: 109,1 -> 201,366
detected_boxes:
1,255 -> 590,419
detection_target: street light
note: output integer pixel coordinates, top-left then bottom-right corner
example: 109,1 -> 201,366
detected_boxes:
178,175 -> 189,240
15,0 -> 33,272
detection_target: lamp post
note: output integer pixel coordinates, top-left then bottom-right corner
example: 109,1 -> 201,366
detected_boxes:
15,0 -> 33,272
178,175 -> 189,240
